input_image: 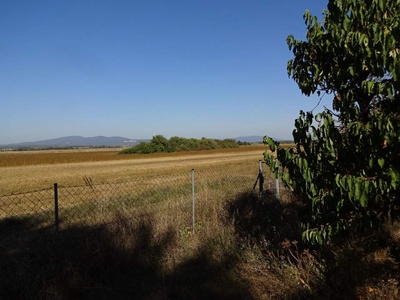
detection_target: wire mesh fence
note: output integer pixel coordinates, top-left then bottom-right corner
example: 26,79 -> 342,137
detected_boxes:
0,188 -> 55,226
0,161 -> 288,239
57,172 -> 194,229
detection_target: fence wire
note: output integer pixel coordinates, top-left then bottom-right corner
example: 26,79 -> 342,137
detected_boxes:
0,161 -> 287,240
0,188 -> 54,226
57,172 -> 193,229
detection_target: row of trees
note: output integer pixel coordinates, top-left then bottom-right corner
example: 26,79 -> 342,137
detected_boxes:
119,135 -> 240,154
264,0 -> 399,244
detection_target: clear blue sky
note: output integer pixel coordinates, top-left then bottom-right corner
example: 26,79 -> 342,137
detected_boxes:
0,0 -> 330,144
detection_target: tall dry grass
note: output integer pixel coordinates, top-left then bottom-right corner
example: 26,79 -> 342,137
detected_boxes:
0,164 -> 261,299
1,188 -> 399,299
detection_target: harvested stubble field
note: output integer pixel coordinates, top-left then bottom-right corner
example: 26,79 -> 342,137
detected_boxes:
0,146 -> 266,195
2,145 -> 399,299
0,146 -> 268,167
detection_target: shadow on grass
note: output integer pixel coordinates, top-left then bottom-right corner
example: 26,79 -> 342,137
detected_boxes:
0,213 -> 252,300
2,192 -> 398,300
226,191 -> 400,300
226,190 -> 303,247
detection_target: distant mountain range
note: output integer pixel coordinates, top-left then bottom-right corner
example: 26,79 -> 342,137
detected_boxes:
0,136 -> 150,149
0,135 -> 292,149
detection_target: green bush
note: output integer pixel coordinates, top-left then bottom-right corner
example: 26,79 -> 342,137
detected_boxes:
119,135 -> 239,154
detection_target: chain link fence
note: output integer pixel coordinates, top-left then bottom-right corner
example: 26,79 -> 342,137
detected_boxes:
0,161 -> 287,240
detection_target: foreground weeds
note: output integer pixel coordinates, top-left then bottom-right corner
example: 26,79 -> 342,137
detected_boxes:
227,192 -> 400,299
0,214 -> 249,300
1,191 -> 399,299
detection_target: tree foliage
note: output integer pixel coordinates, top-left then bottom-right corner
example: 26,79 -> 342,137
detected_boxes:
264,0 -> 400,244
120,135 -> 239,154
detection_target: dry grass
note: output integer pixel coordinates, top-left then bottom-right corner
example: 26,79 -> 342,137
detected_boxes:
0,145 -> 266,167
0,148 -> 265,195
0,161 -> 260,225
0,156 -> 263,299
225,192 -> 400,299
2,187 -> 399,299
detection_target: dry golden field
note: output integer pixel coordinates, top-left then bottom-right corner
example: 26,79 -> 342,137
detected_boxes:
0,146 -> 267,195
0,145 -> 274,234
0,146 -> 268,167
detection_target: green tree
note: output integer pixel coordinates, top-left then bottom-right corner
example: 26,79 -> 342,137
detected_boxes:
150,135 -> 170,152
264,0 -> 400,244
168,136 -> 185,152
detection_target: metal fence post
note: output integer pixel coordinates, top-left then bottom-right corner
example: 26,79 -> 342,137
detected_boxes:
191,169 -> 195,234
275,160 -> 280,200
54,183 -> 59,234
258,160 -> 264,198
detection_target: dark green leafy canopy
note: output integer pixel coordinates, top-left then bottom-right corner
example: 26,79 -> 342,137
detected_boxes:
264,0 -> 400,245
288,0 -> 399,126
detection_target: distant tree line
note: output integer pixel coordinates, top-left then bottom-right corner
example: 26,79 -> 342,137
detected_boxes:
236,140 -> 252,146
119,135 -> 242,154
